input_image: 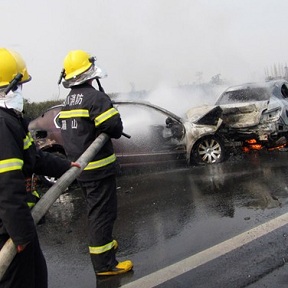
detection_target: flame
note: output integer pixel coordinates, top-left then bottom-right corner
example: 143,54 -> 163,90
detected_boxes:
243,138 -> 287,152
247,139 -> 257,144
242,147 -> 249,152
243,139 -> 263,152
268,144 -> 286,151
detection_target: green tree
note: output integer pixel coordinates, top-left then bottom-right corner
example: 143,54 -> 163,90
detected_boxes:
23,99 -> 64,120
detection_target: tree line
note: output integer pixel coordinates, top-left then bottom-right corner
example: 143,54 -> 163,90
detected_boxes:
23,99 -> 64,120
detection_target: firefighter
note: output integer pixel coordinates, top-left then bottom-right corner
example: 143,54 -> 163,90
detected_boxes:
0,48 -> 80,288
58,50 -> 133,276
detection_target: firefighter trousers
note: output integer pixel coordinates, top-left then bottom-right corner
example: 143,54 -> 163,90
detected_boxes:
78,175 -> 118,273
0,233 -> 47,288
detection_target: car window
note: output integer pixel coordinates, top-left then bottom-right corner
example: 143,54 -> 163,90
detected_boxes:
216,87 -> 270,105
116,103 -> 166,127
281,84 -> 288,99
114,103 -> 184,153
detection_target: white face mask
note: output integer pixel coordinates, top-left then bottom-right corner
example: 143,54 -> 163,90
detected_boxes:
0,86 -> 23,112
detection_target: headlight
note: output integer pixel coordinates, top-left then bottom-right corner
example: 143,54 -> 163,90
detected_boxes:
260,107 -> 282,123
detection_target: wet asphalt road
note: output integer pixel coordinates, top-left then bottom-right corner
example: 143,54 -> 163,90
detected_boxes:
37,150 -> 288,288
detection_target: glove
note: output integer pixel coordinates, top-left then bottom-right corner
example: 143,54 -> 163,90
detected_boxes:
71,162 -> 81,168
16,242 -> 29,253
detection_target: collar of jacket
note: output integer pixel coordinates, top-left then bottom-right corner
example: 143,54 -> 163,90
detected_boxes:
0,106 -> 23,118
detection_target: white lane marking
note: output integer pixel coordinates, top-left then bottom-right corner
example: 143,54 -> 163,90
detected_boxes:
122,212 -> 288,288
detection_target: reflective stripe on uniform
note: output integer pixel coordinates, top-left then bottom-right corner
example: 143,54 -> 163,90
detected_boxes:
59,109 -> 89,119
94,108 -> 119,127
84,154 -> 116,170
27,191 -> 39,208
0,158 -> 23,173
23,132 -> 34,150
89,240 -> 117,254
27,202 -> 35,208
32,190 -> 40,198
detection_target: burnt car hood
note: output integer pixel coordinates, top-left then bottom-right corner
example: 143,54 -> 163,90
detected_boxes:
186,100 -> 269,128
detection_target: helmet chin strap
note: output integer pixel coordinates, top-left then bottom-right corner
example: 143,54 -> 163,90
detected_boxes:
4,73 -> 23,95
57,69 -> 66,85
96,78 -> 105,93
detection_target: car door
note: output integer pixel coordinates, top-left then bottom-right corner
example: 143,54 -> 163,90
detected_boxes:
112,102 -> 187,168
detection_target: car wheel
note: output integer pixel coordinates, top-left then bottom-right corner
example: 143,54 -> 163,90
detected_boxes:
191,135 -> 225,165
39,151 -> 67,187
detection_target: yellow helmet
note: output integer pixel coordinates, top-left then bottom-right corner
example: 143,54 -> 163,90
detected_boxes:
0,48 -> 31,88
63,50 -> 93,80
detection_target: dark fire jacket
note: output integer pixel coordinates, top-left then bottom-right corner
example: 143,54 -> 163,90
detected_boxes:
0,107 -> 71,245
59,83 -> 123,181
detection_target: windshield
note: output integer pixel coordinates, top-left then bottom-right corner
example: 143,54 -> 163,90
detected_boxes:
215,87 -> 270,105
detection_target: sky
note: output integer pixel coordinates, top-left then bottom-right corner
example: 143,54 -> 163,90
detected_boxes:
1,0 -> 288,104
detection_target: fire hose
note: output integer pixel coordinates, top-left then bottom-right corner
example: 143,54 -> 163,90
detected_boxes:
0,132 -> 110,280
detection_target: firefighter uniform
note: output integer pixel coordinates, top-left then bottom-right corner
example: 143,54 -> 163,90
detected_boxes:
0,107 -> 71,288
59,82 -> 124,273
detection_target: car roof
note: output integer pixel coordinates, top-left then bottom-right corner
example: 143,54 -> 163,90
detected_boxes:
41,104 -> 64,114
224,79 -> 288,92
112,100 -> 183,123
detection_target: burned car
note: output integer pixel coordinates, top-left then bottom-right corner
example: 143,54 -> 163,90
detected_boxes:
186,79 -> 288,163
29,99 -> 230,185
28,101 -> 188,185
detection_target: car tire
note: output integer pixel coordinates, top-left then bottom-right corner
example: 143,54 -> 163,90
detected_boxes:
39,151 -> 67,187
191,135 -> 225,165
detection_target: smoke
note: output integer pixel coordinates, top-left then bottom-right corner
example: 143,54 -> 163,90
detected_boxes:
147,84 -> 229,116
117,83 -> 229,117
2,0 -> 288,103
